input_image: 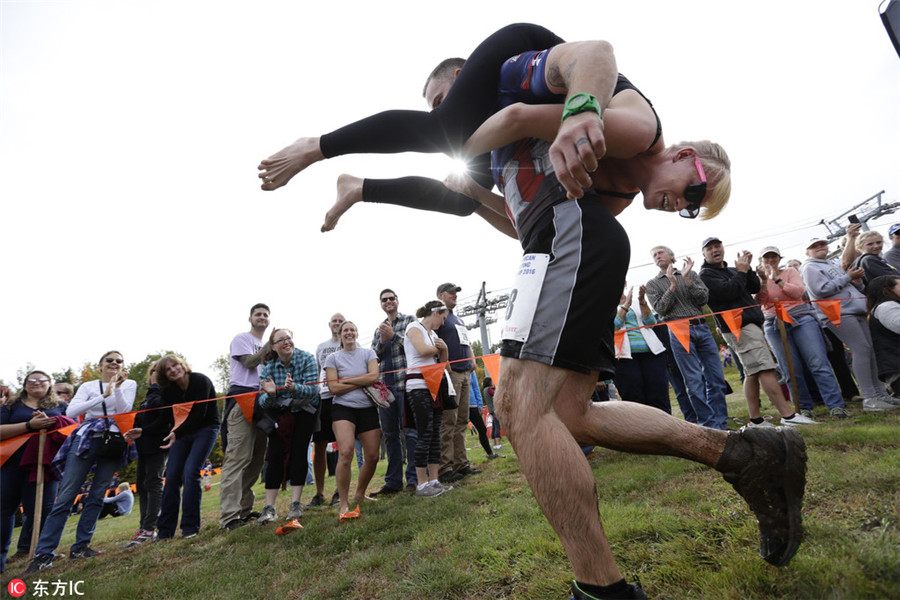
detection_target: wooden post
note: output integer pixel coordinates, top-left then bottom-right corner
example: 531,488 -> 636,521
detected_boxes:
776,318 -> 802,413
29,431 -> 47,556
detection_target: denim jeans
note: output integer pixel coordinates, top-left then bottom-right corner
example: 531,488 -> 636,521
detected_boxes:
157,425 -> 219,538
378,387 -> 417,488
1,457 -> 59,571
35,435 -> 120,556
669,324 -> 729,430
666,350 -> 697,423
763,314 -> 845,410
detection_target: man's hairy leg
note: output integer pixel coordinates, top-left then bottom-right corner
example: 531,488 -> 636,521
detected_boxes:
496,357 -> 622,586
322,174 -> 363,232
258,137 -> 325,191
557,396 -> 728,467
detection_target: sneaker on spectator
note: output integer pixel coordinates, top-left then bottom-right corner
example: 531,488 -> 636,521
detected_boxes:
438,471 -> 464,484
432,480 -> 453,492
416,483 -> 445,498
876,394 -> 900,407
863,396 -> 900,412
287,501 -> 303,520
70,546 -> 101,559
330,492 -> 341,507
224,518 -> 247,531
492,444 -> 503,450
243,510 -> 261,522
780,413 -> 819,426
799,409 -> 814,419
258,504 -> 277,525
830,407 -> 849,419
305,493 -> 325,509
23,553 -> 55,574
747,420 -> 776,428
125,528 -> 155,547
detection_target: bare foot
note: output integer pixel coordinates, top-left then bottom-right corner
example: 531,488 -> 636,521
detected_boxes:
257,137 -> 324,191
321,174 -> 364,232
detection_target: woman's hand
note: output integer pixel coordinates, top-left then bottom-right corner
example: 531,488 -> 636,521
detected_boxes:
434,338 -> 448,353
261,377 -> 277,395
123,427 -> 143,442
284,373 -> 294,391
29,410 -> 56,430
160,430 -> 176,450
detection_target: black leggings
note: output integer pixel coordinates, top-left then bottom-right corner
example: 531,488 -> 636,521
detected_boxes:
319,23 -> 566,215
468,407 -> 493,456
265,411 -> 316,489
408,389 -> 443,468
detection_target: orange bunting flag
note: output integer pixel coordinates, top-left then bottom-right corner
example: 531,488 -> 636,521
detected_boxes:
721,309 -> 743,342
614,330 -> 626,356
112,413 -> 136,437
0,436 -> 29,468
773,301 -> 794,325
235,392 -> 257,423
667,319 -> 691,353
172,403 -> 194,431
419,362 -> 447,401
817,299 -> 842,328
480,353 -> 501,386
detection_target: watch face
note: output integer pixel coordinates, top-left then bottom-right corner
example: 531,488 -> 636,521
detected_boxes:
568,94 -> 589,109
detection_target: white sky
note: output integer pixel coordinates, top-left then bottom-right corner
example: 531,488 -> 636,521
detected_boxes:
2,1 -> 899,388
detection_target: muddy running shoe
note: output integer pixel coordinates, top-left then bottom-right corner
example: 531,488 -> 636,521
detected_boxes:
258,504 -> 277,525
570,580 -> 647,599
716,426 -> 807,567
830,407 -> 849,419
305,493 -> 325,509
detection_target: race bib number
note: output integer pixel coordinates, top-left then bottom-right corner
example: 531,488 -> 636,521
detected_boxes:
502,253 -> 550,343
455,324 -> 470,346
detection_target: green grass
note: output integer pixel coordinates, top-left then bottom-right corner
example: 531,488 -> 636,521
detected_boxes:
3,369 -> 899,599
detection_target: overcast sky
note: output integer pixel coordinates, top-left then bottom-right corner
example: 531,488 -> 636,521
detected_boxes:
2,1 -> 898,388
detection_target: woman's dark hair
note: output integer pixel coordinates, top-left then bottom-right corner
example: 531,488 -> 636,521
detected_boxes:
264,328 -> 293,362
416,300 -> 447,319
866,275 -> 900,313
482,376 -> 493,388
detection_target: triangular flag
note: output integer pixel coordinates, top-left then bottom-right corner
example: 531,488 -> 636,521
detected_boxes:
112,413 -> 136,437
0,436 -> 29,468
419,362 -> 447,401
667,319 -> 691,353
234,392 -> 257,423
172,402 -> 194,431
817,299 -> 842,328
480,353 -> 501,386
773,301 -> 794,325
721,309 -> 743,342
614,330 -> 626,357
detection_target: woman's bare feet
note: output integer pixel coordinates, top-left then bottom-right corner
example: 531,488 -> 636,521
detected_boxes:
258,137 -> 324,191
321,174 -> 364,232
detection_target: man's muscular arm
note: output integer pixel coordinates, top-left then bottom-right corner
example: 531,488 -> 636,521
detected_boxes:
544,41 -> 618,199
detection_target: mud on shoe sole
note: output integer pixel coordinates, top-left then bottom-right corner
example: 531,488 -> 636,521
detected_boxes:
716,425 -> 807,567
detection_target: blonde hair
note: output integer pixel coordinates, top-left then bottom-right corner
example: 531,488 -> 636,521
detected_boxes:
855,230 -> 883,252
674,140 -> 731,220
10,370 -> 62,411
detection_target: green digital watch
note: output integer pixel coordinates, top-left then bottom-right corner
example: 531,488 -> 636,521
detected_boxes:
561,92 -> 602,123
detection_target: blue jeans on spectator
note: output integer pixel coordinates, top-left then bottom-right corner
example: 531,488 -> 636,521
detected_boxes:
35,435 -> 120,556
669,324 -> 729,430
157,425 -> 219,538
764,314 -> 845,410
1,458 -> 59,571
379,387 -> 417,489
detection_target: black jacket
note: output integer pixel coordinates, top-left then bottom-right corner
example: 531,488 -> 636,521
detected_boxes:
699,261 -> 764,329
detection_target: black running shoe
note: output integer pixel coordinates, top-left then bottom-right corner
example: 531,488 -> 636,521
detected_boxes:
570,580 -> 647,599
70,546 -> 102,559
715,426 -> 807,567
23,553 -> 54,575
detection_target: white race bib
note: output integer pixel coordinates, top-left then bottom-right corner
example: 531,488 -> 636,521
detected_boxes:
455,323 -> 470,346
501,253 -> 550,343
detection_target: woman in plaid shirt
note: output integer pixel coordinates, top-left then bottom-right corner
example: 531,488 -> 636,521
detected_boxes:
256,329 -> 320,524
